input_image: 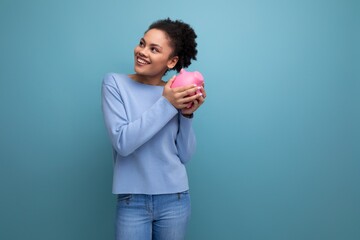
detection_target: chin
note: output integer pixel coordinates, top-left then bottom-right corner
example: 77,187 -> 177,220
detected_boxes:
134,66 -> 146,75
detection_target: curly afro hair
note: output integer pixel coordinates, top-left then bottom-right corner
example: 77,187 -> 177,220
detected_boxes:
146,18 -> 198,73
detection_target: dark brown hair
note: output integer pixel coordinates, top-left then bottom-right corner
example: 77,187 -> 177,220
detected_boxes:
147,18 -> 198,73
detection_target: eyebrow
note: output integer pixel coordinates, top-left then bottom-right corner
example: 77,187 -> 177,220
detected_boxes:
141,38 -> 163,49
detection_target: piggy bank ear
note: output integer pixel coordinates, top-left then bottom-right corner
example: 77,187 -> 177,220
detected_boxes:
180,69 -> 185,74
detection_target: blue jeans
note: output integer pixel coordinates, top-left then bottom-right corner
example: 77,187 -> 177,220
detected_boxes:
115,191 -> 191,240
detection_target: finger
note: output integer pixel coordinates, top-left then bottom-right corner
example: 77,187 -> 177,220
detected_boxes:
181,92 -> 203,103
190,99 -> 200,111
165,75 -> 177,88
198,96 -> 205,104
177,86 -> 202,99
199,87 -> 206,98
172,83 -> 199,93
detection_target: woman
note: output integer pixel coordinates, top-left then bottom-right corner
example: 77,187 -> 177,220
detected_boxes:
101,18 -> 206,240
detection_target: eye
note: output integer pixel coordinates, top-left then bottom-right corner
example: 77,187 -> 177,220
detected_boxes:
151,47 -> 160,53
139,40 -> 145,47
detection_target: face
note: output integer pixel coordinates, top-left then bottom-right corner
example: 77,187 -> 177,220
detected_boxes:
134,28 -> 178,78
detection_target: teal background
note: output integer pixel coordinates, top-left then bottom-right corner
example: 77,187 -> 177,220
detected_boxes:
1,0 -> 359,239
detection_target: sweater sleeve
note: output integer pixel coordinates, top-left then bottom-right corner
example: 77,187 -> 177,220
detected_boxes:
176,114 -> 196,164
101,74 -> 178,157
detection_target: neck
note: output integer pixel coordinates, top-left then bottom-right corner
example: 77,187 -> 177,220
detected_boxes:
130,74 -> 165,86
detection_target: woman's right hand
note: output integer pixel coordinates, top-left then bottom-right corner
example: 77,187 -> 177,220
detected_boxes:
163,76 -> 203,110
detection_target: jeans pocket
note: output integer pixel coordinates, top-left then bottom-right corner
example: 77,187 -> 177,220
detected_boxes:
117,194 -> 132,202
177,190 -> 190,200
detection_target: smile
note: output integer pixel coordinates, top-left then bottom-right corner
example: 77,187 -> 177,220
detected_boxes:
136,56 -> 150,65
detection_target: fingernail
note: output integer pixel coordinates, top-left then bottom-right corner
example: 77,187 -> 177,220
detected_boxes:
193,84 -> 197,87
198,93 -> 203,96
197,86 -> 201,90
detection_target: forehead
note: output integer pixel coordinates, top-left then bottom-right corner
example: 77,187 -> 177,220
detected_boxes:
143,29 -> 172,48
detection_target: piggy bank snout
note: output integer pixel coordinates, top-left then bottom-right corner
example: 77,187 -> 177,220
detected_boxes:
192,71 -> 204,86
194,71 -> 204,81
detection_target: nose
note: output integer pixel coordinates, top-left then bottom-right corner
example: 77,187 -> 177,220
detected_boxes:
138,47 -> 148,57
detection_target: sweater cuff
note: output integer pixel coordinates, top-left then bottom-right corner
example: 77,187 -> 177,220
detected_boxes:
179,112 -> 194,124
159,96 -> 178,115
181,113 -> 193,119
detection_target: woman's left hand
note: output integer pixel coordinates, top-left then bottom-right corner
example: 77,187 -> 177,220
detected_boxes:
181,86 -> 206,116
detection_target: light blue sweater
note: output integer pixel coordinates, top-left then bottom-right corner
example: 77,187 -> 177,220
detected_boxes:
101,73 -> 196,194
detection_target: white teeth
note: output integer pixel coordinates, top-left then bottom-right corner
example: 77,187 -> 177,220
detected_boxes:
137,57 -> 149,65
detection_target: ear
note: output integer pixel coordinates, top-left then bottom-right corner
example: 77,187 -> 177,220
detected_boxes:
167,56 -> 179,69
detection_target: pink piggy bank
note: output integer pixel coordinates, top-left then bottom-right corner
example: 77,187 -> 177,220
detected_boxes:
171,68 -> 204,89
171,68 -> 204,108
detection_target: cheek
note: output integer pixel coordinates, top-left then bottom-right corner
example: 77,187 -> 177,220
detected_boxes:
154,56 -> 169,65
134,46 -> 140,54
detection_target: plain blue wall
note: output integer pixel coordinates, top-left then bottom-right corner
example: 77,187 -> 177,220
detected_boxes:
1,0 -> 359,239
